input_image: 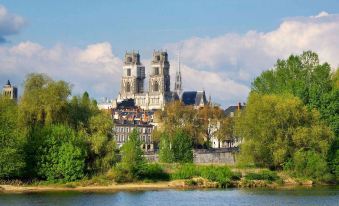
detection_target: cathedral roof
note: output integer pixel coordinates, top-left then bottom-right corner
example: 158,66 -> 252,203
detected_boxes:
181,91 -> 207,107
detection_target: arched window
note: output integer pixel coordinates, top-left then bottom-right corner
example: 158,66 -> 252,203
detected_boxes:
126,82 -> 131,92
153,67 -> 159,75
127,56 -> 132,63
153,81 -> 159,92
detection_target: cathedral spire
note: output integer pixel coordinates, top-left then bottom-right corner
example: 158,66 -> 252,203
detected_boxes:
174,50 -> 182,97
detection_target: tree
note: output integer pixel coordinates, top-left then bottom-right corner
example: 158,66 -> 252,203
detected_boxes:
85,112 -> 117,174
34,125 -> 86,182
172,129 -> 193,163
235,93 -> 333,172
250,51 -> 338,179
156,101 -> 224,147
197,104 -> 225,147
215,117 -> 234,148
19,73 -> 71,127
158,132 -> 174,163
118,129 -> 145,180
0,96 -> 25,178
158,128 -> 193,163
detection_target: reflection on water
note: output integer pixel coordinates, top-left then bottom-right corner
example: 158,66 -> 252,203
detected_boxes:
0,186 -> 338,206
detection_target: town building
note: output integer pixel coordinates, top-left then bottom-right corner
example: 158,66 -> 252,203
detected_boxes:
224,102 -> 245,117
2,80 -> 18,101
209,103 -> 245,148
108,50 -> 209,151
112,99 -> 156,151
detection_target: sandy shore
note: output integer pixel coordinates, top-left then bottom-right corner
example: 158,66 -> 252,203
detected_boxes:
0,181 -> 186,193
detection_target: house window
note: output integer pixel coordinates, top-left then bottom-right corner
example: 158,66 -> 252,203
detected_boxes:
127,69 -> 131,76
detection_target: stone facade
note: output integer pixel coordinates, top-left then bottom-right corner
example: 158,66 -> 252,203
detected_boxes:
143,148 -> 238,165
114,123 -> 154,152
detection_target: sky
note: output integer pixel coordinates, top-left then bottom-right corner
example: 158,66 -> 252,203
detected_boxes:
1,0 -> 339,107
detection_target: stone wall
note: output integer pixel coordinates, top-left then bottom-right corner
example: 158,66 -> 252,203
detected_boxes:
144,148 -> 238,165
193,148 -> 238,165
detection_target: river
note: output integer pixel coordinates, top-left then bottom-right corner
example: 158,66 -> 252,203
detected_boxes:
0,186 -> 338,206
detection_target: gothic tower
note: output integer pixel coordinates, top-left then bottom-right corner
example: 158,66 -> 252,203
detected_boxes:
120,51 -> 145,99
174,53 -> 182,97
2,80 -> 18,101
149,51 -> 170,94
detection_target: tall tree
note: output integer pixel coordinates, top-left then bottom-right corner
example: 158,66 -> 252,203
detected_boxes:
19,73 -> 71,127
0,96 -> 25,178
235,93 -> 333,172
118,129 -> 145,179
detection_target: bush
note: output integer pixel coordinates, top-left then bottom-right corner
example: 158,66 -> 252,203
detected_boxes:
292,150 -> 330,180
170,164 -> 198,180
245,170 -> 279,181
171,164 -> 238,187
110,165 -> 134,183
139,164 -> 170,181
33,125 -> 86,182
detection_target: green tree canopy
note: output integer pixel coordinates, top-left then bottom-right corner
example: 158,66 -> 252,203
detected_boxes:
0,96 -> 25,178
236,93 -> 333,172
158,129 -> 193,163
31,124 -> 86,181
118,129 -> 145,180
19,73 -> 71,127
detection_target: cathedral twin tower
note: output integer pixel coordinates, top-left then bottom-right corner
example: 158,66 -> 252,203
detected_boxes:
117,50 -> 181,110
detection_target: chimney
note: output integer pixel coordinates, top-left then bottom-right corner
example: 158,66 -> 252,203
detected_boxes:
237,102 -> 241,111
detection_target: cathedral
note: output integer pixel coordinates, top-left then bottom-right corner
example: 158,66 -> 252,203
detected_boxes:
115,50 -> 180,110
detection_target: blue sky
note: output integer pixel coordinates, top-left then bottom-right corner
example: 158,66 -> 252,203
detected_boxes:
1,1 -> 339,106
2,0 -> 339,55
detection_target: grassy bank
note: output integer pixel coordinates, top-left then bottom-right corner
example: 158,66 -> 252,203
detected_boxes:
0,164 -> 335,193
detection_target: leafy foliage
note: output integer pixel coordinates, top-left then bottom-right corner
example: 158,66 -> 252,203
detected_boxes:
19,73 -> 71,126
245,170 -> 279,181
113,129 -> 145,182
236,93 -> 333,173
0,96 -> 25,178
171,164 -> 239,187
34,125 -> 86,182
159,129 -> 193,163
240,51 -> 338,181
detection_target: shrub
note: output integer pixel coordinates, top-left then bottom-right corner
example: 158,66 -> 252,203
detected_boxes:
139,164 -> 170,181
170,164 -> 198,180
292,150 -> 330,180
245,170 -> 279,181
110,165 -> 134,183
171,164 -> 237,187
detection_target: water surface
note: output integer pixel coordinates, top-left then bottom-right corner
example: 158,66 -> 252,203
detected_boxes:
0,186 -> 338,206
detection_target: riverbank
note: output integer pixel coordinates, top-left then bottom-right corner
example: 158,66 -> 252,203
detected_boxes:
0,179 -> 332,194
0,180 -> 189,193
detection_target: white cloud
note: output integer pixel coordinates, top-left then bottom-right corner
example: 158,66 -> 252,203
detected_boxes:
167,11 -> 339,106
0,5 -> 25,42
0,42 -> 123,98
1,12 -> 339,107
